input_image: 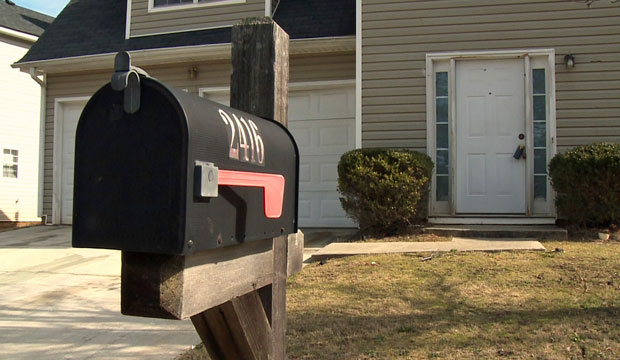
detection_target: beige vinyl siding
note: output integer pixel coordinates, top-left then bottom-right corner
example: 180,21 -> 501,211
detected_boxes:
130,0 -> 264,37
42,52 -> 354,217
0,36 -> 41,222
361,0 -> 620,152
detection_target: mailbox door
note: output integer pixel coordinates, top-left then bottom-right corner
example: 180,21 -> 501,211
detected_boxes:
72,81 -> 188,254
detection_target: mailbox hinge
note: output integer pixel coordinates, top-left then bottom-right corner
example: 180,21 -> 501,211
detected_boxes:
111,51 -> 149,114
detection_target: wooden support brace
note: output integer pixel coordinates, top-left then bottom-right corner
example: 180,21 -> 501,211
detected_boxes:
121,231 -> 302,320
191,291 -> 272,360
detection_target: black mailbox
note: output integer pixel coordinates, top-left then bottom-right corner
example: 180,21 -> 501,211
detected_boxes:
72,59 -> 298,255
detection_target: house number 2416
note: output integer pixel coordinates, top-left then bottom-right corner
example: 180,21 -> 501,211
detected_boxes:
218,109 -> 265,165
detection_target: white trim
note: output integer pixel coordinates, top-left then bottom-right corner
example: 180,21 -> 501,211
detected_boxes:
355,0 -> 362,149
448,58 -> 456,216
426,48 -> 557,219
200,80 -> 357,96
547,51 -> 558,218
147,0 -> 246,13
126,0 -> 132,40
524,55 -> 533,216
52,97 -> 90,225
426,49 -> 556,61
198,86 -> 230,97
429,217 -> 556,225
0,25 -> 38,43
129,24 -> 232,38
265,0 -> 270,16
30,69 -> 46,218
290,79 -> 355,90
425,56 -> 433,216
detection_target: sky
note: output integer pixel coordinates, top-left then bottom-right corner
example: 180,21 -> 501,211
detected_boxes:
14,0 -> 70,17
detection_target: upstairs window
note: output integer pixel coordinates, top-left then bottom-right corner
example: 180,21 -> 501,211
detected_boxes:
2,149 -> 18,178
153,0 -> 193,6
152,0 -> 243,9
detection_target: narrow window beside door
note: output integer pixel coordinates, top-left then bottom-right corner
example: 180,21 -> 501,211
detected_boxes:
2,149 -> 18,178
533,69 -> 547,200
435,72 -> 449,201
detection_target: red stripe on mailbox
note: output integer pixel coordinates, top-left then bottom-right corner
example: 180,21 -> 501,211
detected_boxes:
218,170 -> 286,219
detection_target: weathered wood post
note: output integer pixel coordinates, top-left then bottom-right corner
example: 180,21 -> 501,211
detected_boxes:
231,17 -> 290,359
189,17 -> 292,360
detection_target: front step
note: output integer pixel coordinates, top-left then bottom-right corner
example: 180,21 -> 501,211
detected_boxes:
423,224 -> 567,240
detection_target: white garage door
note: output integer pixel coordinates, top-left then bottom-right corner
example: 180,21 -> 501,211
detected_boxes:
202,84 -> 356,228
58,100 -> 87,224
288,86 -> 356,228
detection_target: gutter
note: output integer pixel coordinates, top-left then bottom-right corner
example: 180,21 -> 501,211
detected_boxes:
0,25 -> 38,43
29,67 -> 48,223
13,36 -> 356,74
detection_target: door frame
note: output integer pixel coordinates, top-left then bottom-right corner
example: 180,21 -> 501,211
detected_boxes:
425,49 -> 557,218
52,97 -> 90,225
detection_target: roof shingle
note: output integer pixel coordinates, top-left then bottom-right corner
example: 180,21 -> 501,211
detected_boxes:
0,0 -> 54,37
17,0 -> 355,64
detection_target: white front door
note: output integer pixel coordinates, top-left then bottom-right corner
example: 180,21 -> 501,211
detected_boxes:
59,101 -> 87,224
456,59 -> 526,214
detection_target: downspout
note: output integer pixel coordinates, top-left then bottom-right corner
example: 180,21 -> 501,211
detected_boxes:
29,67 -> 49,224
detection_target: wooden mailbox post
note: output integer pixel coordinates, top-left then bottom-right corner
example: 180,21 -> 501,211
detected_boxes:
74,17 -> 301,360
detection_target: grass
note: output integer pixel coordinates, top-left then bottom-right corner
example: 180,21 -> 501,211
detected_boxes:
177,239 -> 620,360
361,233 -> 451,243
288,239 -> 620,359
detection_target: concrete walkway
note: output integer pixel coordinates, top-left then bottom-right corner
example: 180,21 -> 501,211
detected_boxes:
311,237 -> 546,261
0,226 -> 199,360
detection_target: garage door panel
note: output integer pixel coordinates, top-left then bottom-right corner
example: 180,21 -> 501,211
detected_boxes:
298,191 -> 354,228
319,163 -> 339,184
298,156 -> 340,190
298,199 -> 312,219
60,101 -> 87,225
299,163 -> 311,183
319,125 -> 350,147
318,91 -> 354,117
290,120 -> 355,155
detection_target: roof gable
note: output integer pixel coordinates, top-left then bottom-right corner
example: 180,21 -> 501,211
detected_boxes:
17,0 -> 355,64
0,0 -> 54,37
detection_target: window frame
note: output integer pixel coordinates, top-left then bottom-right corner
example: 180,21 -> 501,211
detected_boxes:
2,148 -> 19,179
148,0 -> 246,13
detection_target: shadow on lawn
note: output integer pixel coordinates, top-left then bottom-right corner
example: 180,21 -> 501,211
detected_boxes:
287,269 -> 620,358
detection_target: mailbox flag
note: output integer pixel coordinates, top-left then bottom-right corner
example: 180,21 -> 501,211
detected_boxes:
218,170 -> 285,219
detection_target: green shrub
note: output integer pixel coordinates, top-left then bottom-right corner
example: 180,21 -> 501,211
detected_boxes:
337,148 -> 433,234
548,142 -> 620,227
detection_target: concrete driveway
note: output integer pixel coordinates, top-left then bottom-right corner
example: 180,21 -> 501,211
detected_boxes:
0,226 -> 199,360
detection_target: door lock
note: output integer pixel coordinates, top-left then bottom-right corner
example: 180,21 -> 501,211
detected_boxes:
513,145 -> 527,160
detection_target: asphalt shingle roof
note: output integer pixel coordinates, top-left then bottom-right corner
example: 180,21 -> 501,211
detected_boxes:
0,0 -> 54,37
17,0 -> 355,64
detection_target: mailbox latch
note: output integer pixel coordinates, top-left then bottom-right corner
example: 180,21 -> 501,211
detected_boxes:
194,161 -> 219,198
111,51 -> 149,114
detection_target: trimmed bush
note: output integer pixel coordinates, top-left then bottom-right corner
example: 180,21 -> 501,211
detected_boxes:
548,142 -> 620,227
337,148 -> 433,234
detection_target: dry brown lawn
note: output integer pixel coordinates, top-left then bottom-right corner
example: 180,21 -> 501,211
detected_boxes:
178,239 -> 620,360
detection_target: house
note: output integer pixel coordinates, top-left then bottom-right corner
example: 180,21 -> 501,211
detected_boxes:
1,0 -> 53,224
12,0 -> 620,227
